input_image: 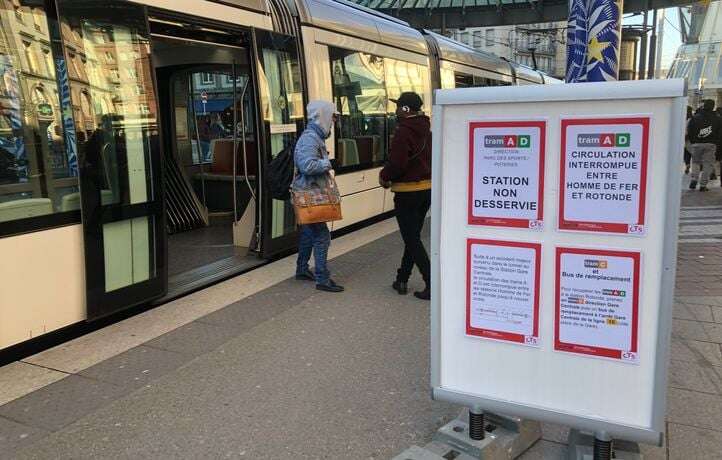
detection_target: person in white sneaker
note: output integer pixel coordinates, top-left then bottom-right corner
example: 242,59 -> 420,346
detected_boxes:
687,100 -> 721,192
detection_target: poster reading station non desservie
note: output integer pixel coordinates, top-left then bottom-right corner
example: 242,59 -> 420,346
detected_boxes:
468,121 -> 545,229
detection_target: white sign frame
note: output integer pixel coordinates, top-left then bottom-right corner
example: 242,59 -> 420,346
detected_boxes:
430,80 -> 686,445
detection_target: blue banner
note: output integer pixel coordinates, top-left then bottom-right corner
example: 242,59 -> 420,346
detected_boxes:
56,57 -> 79,177
566,0 -> 589,82
566,0 -> 623,82
0,54 -> 27,179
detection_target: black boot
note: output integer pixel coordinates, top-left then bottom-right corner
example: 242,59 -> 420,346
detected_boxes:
316,279 -> 344,292
392,281 -> 408,295
414,286 -> 430,300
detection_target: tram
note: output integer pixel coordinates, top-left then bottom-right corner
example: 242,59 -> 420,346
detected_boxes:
0,0 -> 560,353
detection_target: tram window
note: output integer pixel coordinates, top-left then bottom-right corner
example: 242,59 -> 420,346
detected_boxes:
454,72 -> 474,88
57,5 -> 159,207
440,68 -> 455,89
330,47 -> 387,172
473,76 -> 512,87
0,2 -> 78,228
385,58 -> 430,161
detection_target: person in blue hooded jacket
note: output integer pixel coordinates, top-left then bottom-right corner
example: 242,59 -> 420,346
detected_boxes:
293,100 -> 344,292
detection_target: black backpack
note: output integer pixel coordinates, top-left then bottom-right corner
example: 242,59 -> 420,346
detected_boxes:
267,140 -> 296,201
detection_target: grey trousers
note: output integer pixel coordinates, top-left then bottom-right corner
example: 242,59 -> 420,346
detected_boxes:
690,143 -> 717,187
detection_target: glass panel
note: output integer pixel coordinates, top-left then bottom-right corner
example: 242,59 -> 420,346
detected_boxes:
187,71 -> 251,165
440,68 -> 456,89
257,38 -> 302,239
57,2 -> 158,206
330,48 -> 387,171
690,57 -> 705,89
454,72 -> 474,88
385,58 -> 430,162
0,2 -> 78,223
103,215 -> 153,292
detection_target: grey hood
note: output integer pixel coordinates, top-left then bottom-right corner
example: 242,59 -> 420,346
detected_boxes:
307,100 -> 336,138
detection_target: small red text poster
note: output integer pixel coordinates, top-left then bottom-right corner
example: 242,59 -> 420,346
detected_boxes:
559,117 -> 650,234
467,239 -> 541,346
555,247 -> 641,363
468,121 -> 546,230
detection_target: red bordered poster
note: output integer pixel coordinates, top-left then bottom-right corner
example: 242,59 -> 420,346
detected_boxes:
468,121 -> 546,229
466,239 -> 541,346
555,247 -> 641,363
559,117 -> 650,234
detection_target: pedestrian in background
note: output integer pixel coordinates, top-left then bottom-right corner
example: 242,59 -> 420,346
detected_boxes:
684,105 -> 693,175
292,100 -> 344,293
687,99 -> 721,192
379,92 -> 432,300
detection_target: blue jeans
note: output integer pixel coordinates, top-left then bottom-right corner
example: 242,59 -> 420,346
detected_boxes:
296,223 -> 330,284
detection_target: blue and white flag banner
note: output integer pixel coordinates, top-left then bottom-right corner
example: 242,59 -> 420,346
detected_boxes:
566,0 -> 589,82
566,0 -> 623,82
0,54 -> 27,178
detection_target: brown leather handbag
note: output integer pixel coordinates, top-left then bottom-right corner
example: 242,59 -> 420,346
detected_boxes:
292,174 -> 343,225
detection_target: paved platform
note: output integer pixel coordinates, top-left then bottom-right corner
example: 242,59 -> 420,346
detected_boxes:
1,175 -> 722,459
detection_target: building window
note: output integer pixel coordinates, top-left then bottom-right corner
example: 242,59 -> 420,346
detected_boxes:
0,3 -> 78,233
459,31 -> 469,45
473,32 -> 483,49
32,7 -> 43,31
42,49 -> 54,76
201,73 -> 214,85
23,41 -> 39,74
225,74 -> 243,84
485,29 -> 495,47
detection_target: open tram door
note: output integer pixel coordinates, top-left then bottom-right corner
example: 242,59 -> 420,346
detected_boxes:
253,30 -> 305,258
54,1 -> 167,320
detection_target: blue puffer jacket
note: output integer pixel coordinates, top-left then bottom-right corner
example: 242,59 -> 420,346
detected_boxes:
291,101 -> 334,192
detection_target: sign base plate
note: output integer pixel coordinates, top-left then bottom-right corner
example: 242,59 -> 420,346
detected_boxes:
567,429 -> 642,460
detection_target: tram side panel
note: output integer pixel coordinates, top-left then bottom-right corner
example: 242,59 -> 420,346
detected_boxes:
0,226 -> 86,350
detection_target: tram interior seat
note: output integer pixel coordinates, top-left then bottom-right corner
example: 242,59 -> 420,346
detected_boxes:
208,138 -> 257,176
193,138 -> 256,217
60,189 -> 115,212
353,135 -> 377,164
0,198 -> 52,223
337,138 -> 359,166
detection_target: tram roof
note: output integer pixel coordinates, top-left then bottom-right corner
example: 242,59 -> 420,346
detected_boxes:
295,0 -> 429,55
424,30 -> 512,76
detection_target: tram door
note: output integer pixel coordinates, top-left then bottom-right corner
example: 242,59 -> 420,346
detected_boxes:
254,31 -> 305,258
55,1 -> 167,320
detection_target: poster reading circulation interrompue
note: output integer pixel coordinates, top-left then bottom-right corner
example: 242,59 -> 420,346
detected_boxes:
467,239 -> 541,346
469,121 -> 545,229
559,117 -> 650,234
555,247 -> 640,363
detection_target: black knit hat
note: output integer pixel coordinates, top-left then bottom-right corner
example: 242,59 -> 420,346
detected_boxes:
390,92 -> 423,112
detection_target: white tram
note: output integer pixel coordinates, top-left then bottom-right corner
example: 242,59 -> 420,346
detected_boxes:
0,0 -> 560,353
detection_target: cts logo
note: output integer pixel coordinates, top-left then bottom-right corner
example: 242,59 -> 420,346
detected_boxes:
577,133 -> 631,147
484,134 -> 531,148
583,259 -> 608,269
